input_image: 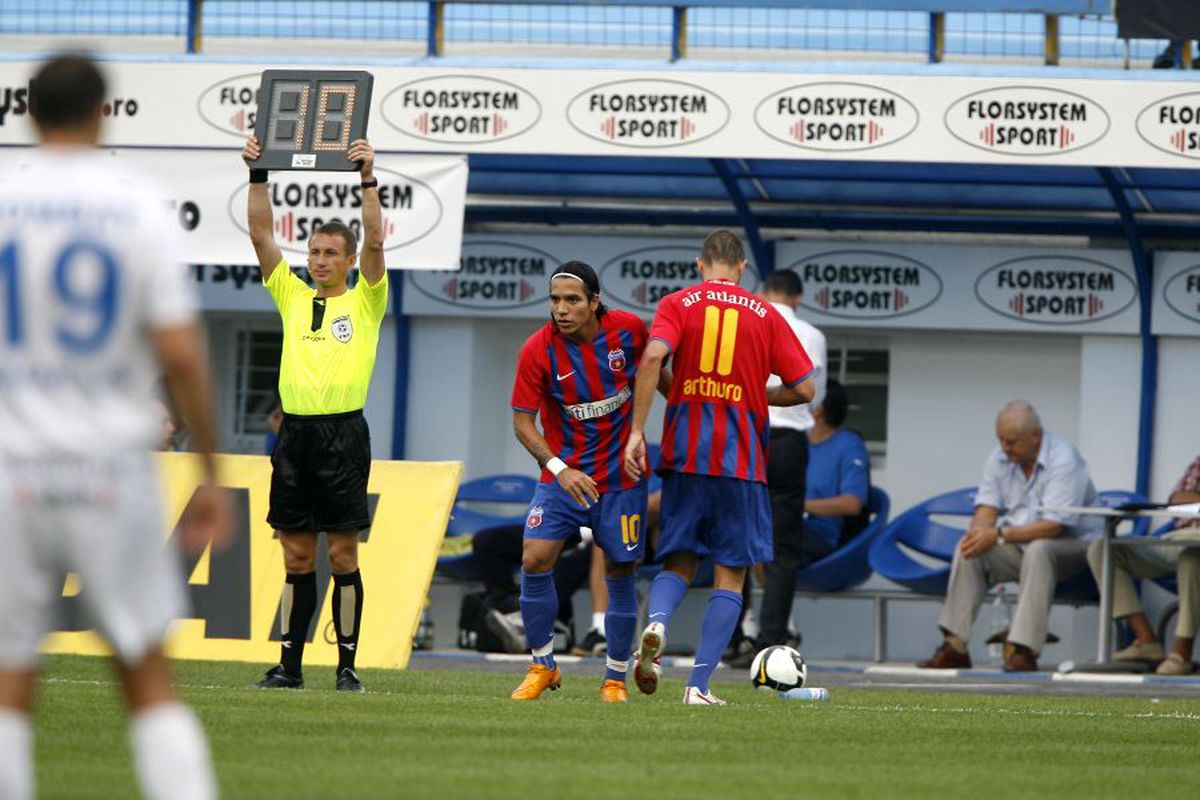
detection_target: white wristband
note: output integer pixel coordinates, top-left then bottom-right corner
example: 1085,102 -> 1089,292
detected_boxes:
546,457 -> 568,477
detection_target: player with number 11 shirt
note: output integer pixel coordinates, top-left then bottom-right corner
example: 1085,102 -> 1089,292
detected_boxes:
508,260 -> 667,703
624,229 -> 814,705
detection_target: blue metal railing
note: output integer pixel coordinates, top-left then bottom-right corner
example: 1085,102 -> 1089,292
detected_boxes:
2,1 -> 1180,68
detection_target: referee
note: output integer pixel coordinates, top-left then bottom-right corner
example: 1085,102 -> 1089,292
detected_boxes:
242,135 -> 387,693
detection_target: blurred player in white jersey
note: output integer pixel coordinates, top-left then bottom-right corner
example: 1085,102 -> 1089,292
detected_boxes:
0,55 -> 230,800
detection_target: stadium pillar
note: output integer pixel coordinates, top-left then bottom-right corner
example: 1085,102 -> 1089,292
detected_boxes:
427,1 -> 446,57
709,158 -> 773,279
389,271 -> 410,459
671,7 -> 688,62
1098,168 -> 1156,496
186,0 -> 203,54
1044,15 -> 1060,66
928,12 -> 944,64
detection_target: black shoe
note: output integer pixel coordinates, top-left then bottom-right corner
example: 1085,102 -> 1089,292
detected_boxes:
336,667 -> 365,693
571,628 -> 607,657
726,646 -> 759,670
256,664 -> 303,689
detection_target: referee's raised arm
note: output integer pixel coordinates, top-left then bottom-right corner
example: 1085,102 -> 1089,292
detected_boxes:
350,138 -> 385,286
242,135 -> 283,281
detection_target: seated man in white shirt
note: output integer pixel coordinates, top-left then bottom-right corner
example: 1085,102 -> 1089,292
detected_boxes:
918,400 -> 1102,672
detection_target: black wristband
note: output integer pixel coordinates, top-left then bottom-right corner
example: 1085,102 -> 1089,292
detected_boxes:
360,178 -> 378,189
249,168 -> 268,184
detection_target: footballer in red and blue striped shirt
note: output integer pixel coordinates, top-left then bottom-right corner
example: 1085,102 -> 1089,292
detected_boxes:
507,261 -> 652,703
622,230 -> 814,705
511,308 -> 646,495
647,272 -> 813,485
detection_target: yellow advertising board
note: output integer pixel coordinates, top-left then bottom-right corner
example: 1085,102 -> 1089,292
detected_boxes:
42,453 -> 462,669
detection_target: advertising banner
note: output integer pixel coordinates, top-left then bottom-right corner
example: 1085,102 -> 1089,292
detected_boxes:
401,235 -> 759,319
777,242 -> 1139,334
2,60 -> 1199,167
42,453 -> 462,670
0,148 -> 467,270
399,234 -> 1142,335
1153,253 -> 1200,336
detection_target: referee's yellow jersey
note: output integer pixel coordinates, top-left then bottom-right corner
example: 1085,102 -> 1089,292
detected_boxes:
265,260 -> 389,415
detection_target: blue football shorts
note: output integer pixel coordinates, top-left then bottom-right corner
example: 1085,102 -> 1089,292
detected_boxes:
523,480 -> 648,564
656,471 -> 772,568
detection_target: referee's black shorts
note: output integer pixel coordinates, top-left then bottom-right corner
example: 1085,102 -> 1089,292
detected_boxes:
267,409 -> 372,533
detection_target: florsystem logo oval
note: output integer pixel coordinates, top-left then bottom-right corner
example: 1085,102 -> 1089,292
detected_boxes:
226,166 -> 443,257
382,75 -> 542,144
754,82 -> 919,151
1163,265 -> 1200,323
1137,92 -> 1200,160
197,72 -> 261,138
785,250 -> 942,319
409,240 -> 560,310
598,244 -> 757,314
567,79 -> 730,148
945,86 -> 1110,156
974,255 -> 1136,324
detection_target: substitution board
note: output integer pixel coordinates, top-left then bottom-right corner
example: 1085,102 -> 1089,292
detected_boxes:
251,70 -> 374,171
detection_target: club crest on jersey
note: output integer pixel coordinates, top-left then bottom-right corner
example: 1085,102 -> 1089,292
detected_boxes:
331,315 -> 353,343
607,348 -> 626,372
527,505 -> 545,529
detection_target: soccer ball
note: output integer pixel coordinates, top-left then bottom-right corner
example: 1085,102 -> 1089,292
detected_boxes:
749,645 -> 807,692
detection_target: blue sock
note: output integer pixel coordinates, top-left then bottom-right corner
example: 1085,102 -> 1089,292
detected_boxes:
646,570 -> 689,634
689,589 -> 743,694
603,575 -> 637,682
520,570 -> 558,669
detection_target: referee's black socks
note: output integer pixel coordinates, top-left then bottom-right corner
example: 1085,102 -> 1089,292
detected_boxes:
333,570 -> 364,672
280,571 -> 317,677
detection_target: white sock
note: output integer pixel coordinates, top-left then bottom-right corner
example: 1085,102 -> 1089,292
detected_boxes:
130,703 -> 216,800
0,709 -> 33,800
591,613 -> 606,636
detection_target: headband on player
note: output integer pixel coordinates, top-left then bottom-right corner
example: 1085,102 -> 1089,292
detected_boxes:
550,260 -> 600,296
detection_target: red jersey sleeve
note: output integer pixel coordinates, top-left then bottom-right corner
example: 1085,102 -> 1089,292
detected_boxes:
769,307 -> 814,386
629,314 -> 649,361
647,292 -> 684,354
511,331 -> 547,413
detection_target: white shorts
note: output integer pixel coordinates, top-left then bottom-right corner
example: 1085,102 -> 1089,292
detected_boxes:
0,451 -> 185,668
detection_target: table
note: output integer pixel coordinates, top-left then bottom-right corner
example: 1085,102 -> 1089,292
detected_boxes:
1042,504 -> 1200,663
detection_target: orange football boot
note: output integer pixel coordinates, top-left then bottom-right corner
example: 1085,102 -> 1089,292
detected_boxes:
510,663 -> 563,700
599,679 -> 629,703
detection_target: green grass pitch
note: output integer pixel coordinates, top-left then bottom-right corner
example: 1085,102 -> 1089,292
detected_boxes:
32,655 -> 1200,799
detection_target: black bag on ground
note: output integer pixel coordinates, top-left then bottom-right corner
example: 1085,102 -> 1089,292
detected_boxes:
457,590 -> 511,653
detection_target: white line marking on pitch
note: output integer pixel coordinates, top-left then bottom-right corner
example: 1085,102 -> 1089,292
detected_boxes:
820,702 -> 1200,722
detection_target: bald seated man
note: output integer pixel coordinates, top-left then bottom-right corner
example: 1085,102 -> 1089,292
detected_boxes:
917,401 -> 1102,672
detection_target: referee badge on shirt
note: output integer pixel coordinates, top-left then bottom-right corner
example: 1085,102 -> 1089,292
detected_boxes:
607,348 -> 626,372
527,505 -> 544,529
331,315 -> 354,343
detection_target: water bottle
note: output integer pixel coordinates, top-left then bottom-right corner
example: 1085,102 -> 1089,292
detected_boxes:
779,687 -> 829,700
988,586 -> 1011,665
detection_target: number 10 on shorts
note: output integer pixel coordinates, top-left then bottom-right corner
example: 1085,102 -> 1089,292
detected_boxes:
621,514 -> 641,546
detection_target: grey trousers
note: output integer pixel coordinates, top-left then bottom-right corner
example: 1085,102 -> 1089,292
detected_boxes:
1085,533 -> 1200,640
938,538 -> 1090,653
